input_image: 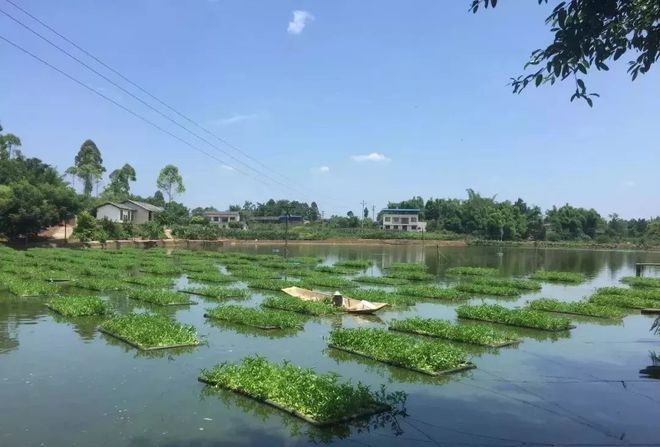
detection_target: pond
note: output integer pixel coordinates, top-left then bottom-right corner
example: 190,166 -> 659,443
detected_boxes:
1,244 -> 659,446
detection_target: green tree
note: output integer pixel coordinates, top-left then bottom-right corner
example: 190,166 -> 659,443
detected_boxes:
471,0 -> 660,105
102,163 -> 136,201
71,139 -> 105,196
156,164 -> 185,202
0,125 -> 22,160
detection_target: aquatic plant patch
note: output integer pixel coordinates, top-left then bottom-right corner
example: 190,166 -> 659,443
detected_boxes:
352,275 -> 409,286
300,274 -> 354,289
199,355 -> 390,425
314,265 -> 356,275
387,263 -> 428,273
389,317 -> 520,347
226,267 -> 281,280
334,259 -> 373,269
596,287 -> 660,301
456,282 -> 521,297
620,276 -> 660,289
99,313 -> 200,350
139,265 -> 181,275
471,277 -> 542,291
6,278 -> 58,297
186,271 -> 236,283
127,288 -> 194,306
385,271 -> 435,281
328,328 -> 473,375
348,288 -> 417,306
205,305 -> 305,329
456,304 -> 573,331
530,270 -> 586,284
46,295 -> 111,317
124,275 -> 176,288
528,298 -> 625,319
179,286 -> 249,299
396,285 -> 468,300
75,277 -> 130,292
588,293 -> 659,310
446,266 -> 498,276
262,294 -> 339,316
247,279 -> 298,291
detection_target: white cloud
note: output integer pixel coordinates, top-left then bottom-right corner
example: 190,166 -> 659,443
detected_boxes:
213,114 -> 258,126
221,164 -> 236,171
351,152 -> 391,162
311,166 -> 330,174
287,10 -> 314,35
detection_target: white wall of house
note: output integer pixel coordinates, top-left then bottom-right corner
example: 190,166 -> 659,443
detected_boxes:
382,213 -> 426,232
132,208 -> 151,224
96,204 -> 123,222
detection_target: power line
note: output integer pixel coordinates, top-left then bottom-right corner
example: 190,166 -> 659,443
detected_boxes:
2,0 -> 297,187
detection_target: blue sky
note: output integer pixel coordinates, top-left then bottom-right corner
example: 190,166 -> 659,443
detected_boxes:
1,0 -> 658,218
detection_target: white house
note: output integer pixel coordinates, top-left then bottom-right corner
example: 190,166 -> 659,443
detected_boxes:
95,200 -> 163,224
204,210 -> 241,228
381,208 -> 427,232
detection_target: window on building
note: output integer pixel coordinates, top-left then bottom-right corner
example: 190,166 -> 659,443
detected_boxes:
393,217 -> 400,223
411,225 -> 417,230
411,217 -> 417,222
385,225 -> 390,230
384,216 -> 391,222
213,216 -> 219,222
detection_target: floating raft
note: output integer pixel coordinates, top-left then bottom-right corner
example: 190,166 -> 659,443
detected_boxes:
282,286 -> 388,314
533,309 -> 622,320
641,308 -> 660,315
178,289 -> 245,299
327,344 -> 476,376
198,377 -> 390,426
203,313 -> 287,330
387,327 -> 521,348
457,316 -> 576,332
99,329 -> 200,351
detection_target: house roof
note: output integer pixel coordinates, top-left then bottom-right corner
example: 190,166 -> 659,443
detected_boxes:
381,208 -> 421,213
96,202 -> 135,211
204,210 -> 240,216
123,200 -> 164,213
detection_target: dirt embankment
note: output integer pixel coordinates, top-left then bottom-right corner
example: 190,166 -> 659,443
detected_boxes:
220,238 -> 468,247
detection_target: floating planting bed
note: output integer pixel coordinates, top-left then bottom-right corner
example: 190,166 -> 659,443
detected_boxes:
186,271 -> 235,283
328,328 -> 474,376
528,298 -> 624,319
247,279 -> 297,291
530,270 -> 586,284
228,267 -> 281,280
205,305 -> 305,329
46,295 -> 111,317
75,277 -> 130,292
456,282 -> 521,297
396,285 -> 468,300
349,288 -> 417,306
334,260 -> 372,269
588,293 -> 659,310
596,287 -> 660,301
446,266 -> 498,276
314,265 -> 355,275
456,304 -> 574,331
99,313 -> 200,351
352,276 -> 410,286
124,276 -> 176,288
620,276 -> 660,289
300,274 -> 354,289
386,271 -> 435,281
6,279 -> 58,297
139,265 -> 181,275
198,355 -> 390,426
179,286 -> 249,299
262,294 -> 339,316
389,317 -> 520,348
471,277 -> 542,291
127,288 -> 194,306
387,263 -> 428,273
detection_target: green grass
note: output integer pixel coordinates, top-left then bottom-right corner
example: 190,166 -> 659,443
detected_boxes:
246,279 -> 297,291
205,305 -> 305,329
300,274 -> 354,289
100,313 -> 200,350
186,271 -> 236,283
528,298 -> 625,319
348,288 -> 417,306
589,293 -> 659,310
352,276 -> 410,286
328,328 -> 472,375
262,294 -> 339,316
456,304 -> 573,331
127,288 -> 193,306
199,355 -> 388,424
389,317 -> 520,347
530,270 -> 587,284
620,276 -> 660,289
334,259 -> 372,269
471,277 -> 542,291
396,285 -> 468,300
456,282 -> 521,297
179,286 -> 249,299
446,266 -> 498,276
596,287 -> 660,301
124,275 -> 176,288
46,295 -> 111,317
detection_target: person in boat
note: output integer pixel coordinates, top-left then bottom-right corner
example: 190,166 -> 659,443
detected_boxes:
332,291 -> 344,307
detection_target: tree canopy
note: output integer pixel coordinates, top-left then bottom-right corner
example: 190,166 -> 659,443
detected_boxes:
472,0 -> 660,105
157,164 -> 185,202
0,124 -> 22,160
102,163 -> 136,202
71,139 -> 105,195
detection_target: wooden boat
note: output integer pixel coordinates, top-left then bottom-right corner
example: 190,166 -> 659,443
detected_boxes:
281,286 -> 388,314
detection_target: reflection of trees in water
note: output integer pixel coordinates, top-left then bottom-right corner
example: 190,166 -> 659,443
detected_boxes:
0,318 -> 19,354
199,383 -> 408,444
99,331 -> 199,359
0,294 -> 49,354
639,351 -> 660,380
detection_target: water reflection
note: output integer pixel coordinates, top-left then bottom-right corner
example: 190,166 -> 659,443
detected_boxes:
100,331 -> 200,358
205,318 -> 303,339
50,313 -> 104,341
639,352 -> 660,380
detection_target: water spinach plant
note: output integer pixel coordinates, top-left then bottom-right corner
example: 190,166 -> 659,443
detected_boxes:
99,313 -> 200,350
588,292 -> 659,310
528,298 -> 625,319
530,270 -> 586,284
127,288 -> 193,306
456,282 -> 521,297
620,276 -> 660,289
349,288 -> 417,306
262,294 -> 339,316
179,286 -> 249,299
300,274 -> 354,289
46,295 -> 111,317
456,304 -> 573,331
352,275 -> 410,286
199,355 -> 391,425
386,270 -> 435,281
6,278 -> 58,297
396,285 -> 468,300
334,259 -> 373,269
389,317 -> 520,347
328,328 -> 473,375
446,266 -> 498,276
246,279 -> 297,291
471,277 -> 542,291
596,287 -> 660,301
186,271 -> 235,284
205,305 -> 305,329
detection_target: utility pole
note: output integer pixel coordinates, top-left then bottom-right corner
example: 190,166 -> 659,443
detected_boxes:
372,205 -> 376,228
360,200 -> 367,229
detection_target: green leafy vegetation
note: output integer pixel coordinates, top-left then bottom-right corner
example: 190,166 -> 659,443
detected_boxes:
99,313 -> 199,350
179,286 -> 249,299
456,282 -> 521,297
127,288 -> 193,306
348,288 -> 417,306
186,271 -> 235,283
456,304 -> 573,331
621,276 -> 660,289
589,293 -> 659,310
314,265 -> 355,275
328,328 -> 473,375
389,317 -> 519,347
6,278 -> 58,297
385,270 -> 435,281
199,355 -> 389,425
246,279 -> 297,291
334,259 -> 372,269
300,274 -> 354,289
446,266 -> 498,276
262,294 -> 339,316
124,275 -> 176,288
528,298 -> 625,319
530,271 -> 586,284
352,276 -> 410,286
75,277 -> 130,292
205,305 -> 304,329
46,295 -> 110,317
471,277 -> 542,291
596,287 -> 660,301
396,285 -> 468,300
387,263 -> 428,272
